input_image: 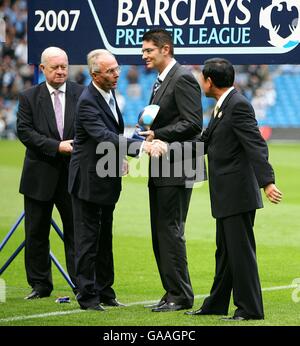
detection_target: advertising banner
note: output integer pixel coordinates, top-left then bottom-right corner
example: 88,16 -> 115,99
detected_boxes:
28,0 -> 300,65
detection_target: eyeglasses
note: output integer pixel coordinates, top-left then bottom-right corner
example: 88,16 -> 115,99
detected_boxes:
105,66 -> 121,75
141,48 -> 158,55
94,66 -> 121,76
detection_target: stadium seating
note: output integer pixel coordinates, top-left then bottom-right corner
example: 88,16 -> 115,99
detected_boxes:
262,73 -> 300,128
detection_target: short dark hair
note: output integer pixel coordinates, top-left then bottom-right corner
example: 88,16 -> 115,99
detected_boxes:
202,58 -> 235,88
142,28 -> 174,57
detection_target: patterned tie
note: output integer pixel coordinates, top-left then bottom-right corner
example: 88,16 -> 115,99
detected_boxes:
109,94 -> 119,123
53,89 -> 64,139
152,77 -> 162,97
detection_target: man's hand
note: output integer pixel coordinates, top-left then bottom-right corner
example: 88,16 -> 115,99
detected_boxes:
264,183 -> 282,204
139,130 -> 155,142
58,140 -> 73,155
143,140 -> 168,157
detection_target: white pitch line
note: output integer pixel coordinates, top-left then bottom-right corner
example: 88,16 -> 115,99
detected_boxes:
0,284 -> 298,323
0,309 -> 84,323
262,284 -> 298,292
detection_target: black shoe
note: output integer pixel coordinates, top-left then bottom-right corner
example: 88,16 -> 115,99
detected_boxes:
185,308 -> 207,316
221,316 -> 247,321
185,308 -> 225,316
24,290 -> 50,300
100,298 -> 126,307
144,300 -> 166,309
81,304 -> 106,311
152,302 -> 191,312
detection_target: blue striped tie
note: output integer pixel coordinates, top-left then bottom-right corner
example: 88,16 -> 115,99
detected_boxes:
153,78 -> 162,96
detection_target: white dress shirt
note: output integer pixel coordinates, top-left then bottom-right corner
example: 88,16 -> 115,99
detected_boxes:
157,58 -> 177,82
214,86 -> 235,117
92,82 -> 119,123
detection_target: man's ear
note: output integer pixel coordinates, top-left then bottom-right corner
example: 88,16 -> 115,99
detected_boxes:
162,44 -> 171,56
207,77 -> 214,88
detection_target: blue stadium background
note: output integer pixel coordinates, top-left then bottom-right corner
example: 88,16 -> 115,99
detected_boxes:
1,0 -> 300,139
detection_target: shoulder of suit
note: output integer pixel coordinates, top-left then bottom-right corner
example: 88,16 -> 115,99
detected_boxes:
173,65 -> 198,85
66,80 -> 85,92
19,81 -> 46,99
230,89 -> 249,104
77,83 -> 99,105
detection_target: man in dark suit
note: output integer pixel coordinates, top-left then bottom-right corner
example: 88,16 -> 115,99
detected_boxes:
17,47 -> 84,299
139,29 -> 203,312
69,49 -> 162,311
185,58 -> 282,320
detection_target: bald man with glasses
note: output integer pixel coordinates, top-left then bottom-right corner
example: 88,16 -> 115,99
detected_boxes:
69,49 -> 164,311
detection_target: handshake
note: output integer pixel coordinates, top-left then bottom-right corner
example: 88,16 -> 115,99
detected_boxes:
142,139 -> 168,158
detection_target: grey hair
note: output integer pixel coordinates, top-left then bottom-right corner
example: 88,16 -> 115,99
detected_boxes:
41,47 -> 68,65
87,49 -> 114,74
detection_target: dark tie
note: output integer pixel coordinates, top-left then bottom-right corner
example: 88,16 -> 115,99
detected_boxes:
53,89 -> 63,139
152,77 -> 162,97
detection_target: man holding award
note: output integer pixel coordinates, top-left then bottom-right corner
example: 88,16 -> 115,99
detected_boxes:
139,29 -> 203,312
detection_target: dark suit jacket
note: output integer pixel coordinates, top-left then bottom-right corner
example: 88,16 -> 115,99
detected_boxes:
68,82 -> 141,205
150,62 -> 203,186
202,89 -> 275,219
17,81 -> 84,201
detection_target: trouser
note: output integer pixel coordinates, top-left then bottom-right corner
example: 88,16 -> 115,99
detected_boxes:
24,184 -> 75,295
149,185 -> 194,307
201,210 -> 264,319
72,195 -> 116,309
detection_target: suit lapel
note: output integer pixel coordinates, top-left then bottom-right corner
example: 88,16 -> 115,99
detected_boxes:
206,89 -> 237,141
64,82 -> 76,139
89,83 -> 123,130
151,63 -> 179,105
38,83 -> 61,140
150,63 -> 180,129
114,92 -> 124,133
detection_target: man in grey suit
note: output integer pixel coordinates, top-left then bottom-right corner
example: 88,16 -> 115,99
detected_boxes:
17,47 -> 84,299
140,29 -> 203,312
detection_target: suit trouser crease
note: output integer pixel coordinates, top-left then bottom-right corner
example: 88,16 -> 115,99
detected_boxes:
72,196 -> 115,308
24,196 -> 53,294
24,170 -> 76,294
149,185 -> 194,305
201,211 -> 264,318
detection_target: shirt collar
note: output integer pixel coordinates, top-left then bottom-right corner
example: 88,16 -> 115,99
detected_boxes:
46,82 -> 66,95
215,86 -> 235,110
158,58 -> 177,82
92,81 -> 112,103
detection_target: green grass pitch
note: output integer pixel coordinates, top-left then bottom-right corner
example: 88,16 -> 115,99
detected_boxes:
0,140 -> 300,326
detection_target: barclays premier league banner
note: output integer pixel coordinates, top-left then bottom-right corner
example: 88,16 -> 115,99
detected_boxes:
28,0 -> 300,65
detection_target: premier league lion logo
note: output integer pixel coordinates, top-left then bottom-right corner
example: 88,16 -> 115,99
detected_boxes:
259,0 -> 300,48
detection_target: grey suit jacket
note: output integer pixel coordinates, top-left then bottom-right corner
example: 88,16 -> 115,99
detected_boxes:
149,62 -> 203,186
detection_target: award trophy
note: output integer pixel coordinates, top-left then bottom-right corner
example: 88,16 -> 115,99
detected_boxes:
132,104 -> 160,140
